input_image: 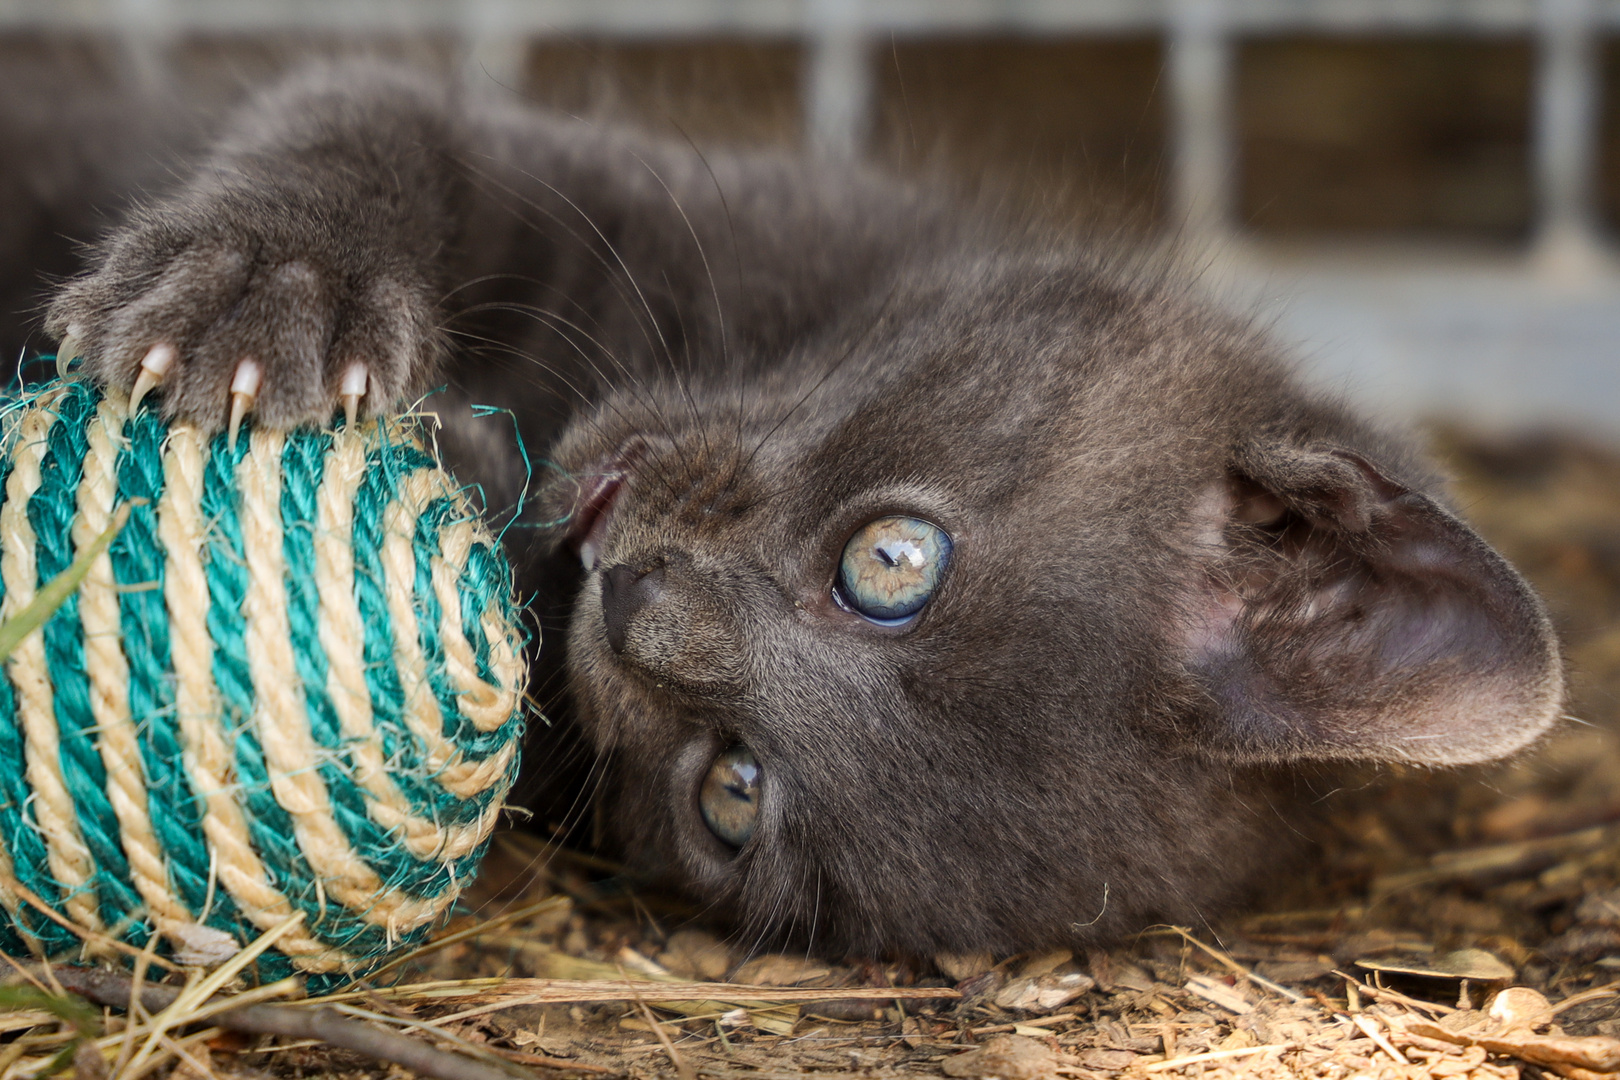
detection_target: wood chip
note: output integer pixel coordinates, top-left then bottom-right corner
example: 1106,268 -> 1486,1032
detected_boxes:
1409,1019 -> 1620,1073
1076,1047 -> 1140,1070
1015,949 -> 1073,979
659,930 -> 732,983
936,951 -> 996,983
1183,976 -> 1252,1014
729,955 -> 832,987
1143,1044 -> 1290,1073
1488,986 -> 1553,1029
992,973 -> 1095,1013
1356,948 -> 1513,981
940,1034 -> 1057,1079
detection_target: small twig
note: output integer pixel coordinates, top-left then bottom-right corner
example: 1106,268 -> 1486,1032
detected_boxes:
1154,926 -> 1306,1003
1142,1043 -> 1290,1072
1550,981 -> 1620,1017
45,967 -> 521,1080
636,998 -> 696,1080
478,1045 -> 615,1073
1353,1014 -> 1409,1065
1334,971 -> 1456,1015
317,976 -> 957,1009
1307,988 -> 1348,1017
233,1007 -> 523,1080
969,1010 -> 1082,1036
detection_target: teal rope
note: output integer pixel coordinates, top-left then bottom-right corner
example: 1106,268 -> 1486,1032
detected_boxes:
351,445 -> 490,828
30,384 -> 146,938
408,500 -> 508,883
0,429 -> 62,954
279,432 -> 453,903
414,500 -> 509,760
202,429 -> 396,961
460,541 -> 505,691
110,405 -> 239,933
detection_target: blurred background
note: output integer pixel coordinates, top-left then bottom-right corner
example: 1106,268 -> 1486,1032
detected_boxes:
5,0 -> 1620,439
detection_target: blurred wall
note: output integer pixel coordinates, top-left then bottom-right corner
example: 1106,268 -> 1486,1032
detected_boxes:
507,34 -> 1543,240
494,34 -> 1620,242
7,25 -> 1620,436
4,30 -> 1604,239
1238,37 -> 1533,237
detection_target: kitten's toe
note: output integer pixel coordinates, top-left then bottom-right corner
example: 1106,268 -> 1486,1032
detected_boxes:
127,342 -> 178,415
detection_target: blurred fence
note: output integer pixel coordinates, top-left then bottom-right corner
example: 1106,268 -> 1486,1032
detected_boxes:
3,0 -> 1620,436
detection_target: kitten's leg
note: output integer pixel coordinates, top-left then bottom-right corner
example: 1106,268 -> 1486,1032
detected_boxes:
46,62 -> 471,435
45,58 -> 920,437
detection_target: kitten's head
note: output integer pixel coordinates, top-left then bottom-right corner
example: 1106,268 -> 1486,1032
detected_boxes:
538,248 -> 1562,958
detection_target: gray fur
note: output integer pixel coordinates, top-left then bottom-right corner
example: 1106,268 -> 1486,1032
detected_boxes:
0,56 -> 1563,959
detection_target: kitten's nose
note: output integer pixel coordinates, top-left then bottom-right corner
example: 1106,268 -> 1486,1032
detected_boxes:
601,562 -> 666,654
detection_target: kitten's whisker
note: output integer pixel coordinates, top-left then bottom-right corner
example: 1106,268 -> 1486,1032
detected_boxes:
444,326 -> 595,412
735,854 -> 801,964
665,129 -> 753,467
450,158 -> 694,468
740,274 -> 907,476
443,317 -> 690,508
804,869 -> 824,965
628,149 -> 731,465
446,305 -> 621,406
544,739 -> 616,865
452,156 -> 701,478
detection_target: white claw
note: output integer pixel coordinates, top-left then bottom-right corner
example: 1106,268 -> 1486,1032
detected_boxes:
128,343 -> 178,415
56,333 -> 82,380
227,358 -> 262,452
339,362 -> 369,430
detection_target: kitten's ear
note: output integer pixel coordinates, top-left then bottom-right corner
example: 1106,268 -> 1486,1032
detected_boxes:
1178,443 -> 1562,765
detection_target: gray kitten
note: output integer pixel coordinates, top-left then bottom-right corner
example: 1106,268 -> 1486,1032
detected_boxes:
4,59 -> 1562,959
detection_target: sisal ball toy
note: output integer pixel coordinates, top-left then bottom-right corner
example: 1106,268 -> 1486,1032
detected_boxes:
0,379 -> 527,984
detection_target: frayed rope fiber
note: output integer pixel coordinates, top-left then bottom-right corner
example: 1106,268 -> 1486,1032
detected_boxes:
0,379 -> 528,986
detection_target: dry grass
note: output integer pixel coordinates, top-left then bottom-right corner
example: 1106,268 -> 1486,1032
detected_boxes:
5,426 -> 1620,1079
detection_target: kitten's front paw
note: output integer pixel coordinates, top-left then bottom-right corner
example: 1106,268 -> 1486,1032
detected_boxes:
46,213 -> 442,440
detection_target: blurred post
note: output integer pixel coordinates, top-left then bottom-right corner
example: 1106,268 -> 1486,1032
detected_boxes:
1532,0 -> 1610,277
805,0 -> 873,160
462,0 -> 531,93
115,0 -> 175,89
1168,0 -> 1234,249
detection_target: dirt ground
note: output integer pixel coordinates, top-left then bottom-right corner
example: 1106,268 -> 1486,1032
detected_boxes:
11,426 -> 1620,1080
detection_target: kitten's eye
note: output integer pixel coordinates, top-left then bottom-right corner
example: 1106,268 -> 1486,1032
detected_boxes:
700,745 -> 761,848
836,516 -> 952,622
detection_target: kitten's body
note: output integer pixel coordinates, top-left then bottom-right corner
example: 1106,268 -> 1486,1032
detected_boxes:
0,57 -> 1563,959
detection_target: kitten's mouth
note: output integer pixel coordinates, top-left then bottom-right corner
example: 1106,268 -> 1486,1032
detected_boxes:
567,470 -> 624,572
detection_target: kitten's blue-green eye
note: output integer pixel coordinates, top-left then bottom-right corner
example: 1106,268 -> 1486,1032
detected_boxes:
836,516 -> 952,622
701,745 -> 761,848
